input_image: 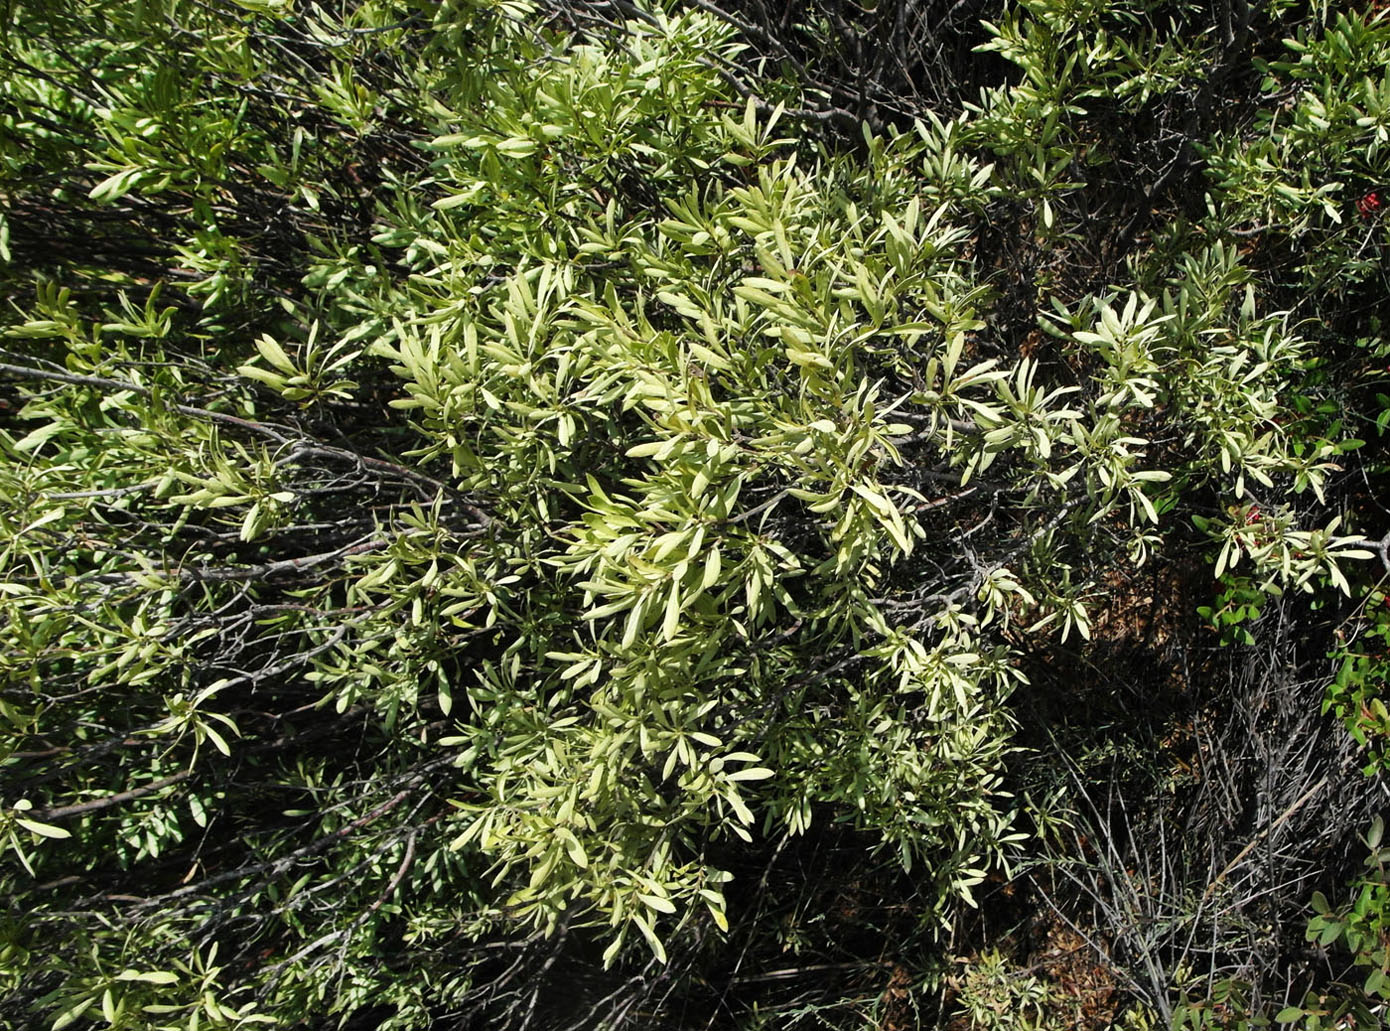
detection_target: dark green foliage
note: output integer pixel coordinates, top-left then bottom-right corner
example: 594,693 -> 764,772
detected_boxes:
1327,595 -> 1390,772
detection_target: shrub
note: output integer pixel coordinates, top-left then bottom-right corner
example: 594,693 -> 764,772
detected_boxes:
3,0 -> 1388,1028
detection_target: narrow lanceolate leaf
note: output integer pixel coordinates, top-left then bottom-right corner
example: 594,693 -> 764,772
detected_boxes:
253,334 -> 297,374
724,767 -> 775,782
116,970 -> 179,985
638,893 -> 677,914
661,581 -> 681,641
88,167 -> 142,202
51,998 -> 94,1031
15,818 -> 70,839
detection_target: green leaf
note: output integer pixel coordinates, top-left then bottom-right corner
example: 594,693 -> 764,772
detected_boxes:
254,334 -> 297,374
661,581 -> 681,641
88,167 -> 142,202
560,831 -> 588,869
725,767 -> 775,782
638,893 -> 676,914
631,913 -> 668,964
702,547 -> 721,588
496,137 -> 537,158
51,998 -> 95,1031
601,933 -> 626,969
15,817 -> 70,839
202,724 -> 232,757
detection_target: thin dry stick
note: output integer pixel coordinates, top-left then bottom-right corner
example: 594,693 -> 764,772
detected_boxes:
0,361 -> 491,527
34,770 -> 193,821
1202,774 -> 1329,902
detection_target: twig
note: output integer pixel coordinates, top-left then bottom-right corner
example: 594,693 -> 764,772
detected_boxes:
42,479 -> 162,500
726,488 -> 789,525
33,770 -> 193,821
1202,774 -> 1329,902
363,829 -> 418,916
0,361 -> 491,528
1373,530 -> 1390,573
727,959 -> 892,984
